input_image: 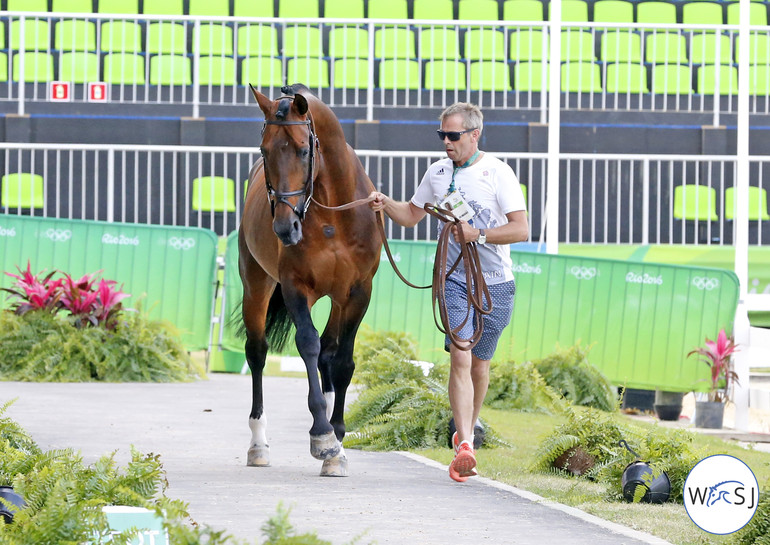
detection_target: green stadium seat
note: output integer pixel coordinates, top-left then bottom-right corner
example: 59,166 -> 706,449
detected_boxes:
636,2 -> 677,26
199,56 -> 237,86
283,25 -> 324,58
328,27 -> 369,58
234,0 -> 274,17
551,0 -> 589,22
469,60 -> 512,91
724,186 -> 770,221
697,64 -> 738,95
749,64 -> 770,94
464,28 -> 506,61
604,62 -> 648,93
10,20 -> 51,51
100,21 -> 142,53
514,61 -> 548,91
143,0 -> 184,15
651,64 -> 693,94
374,27 -> 416,59
52,0 -> 94,12
600,30 -> 642,62
727,2 -> 767,26
425,60 -> 466,90
12,51 -> 54,82
413,0 -> 453,20
333,58 -> 368,88
378,58 -> 421,89
236,24 -> 279,57
103,52 -> 146,84
682,1 -> 724,28
520,183 -> 527,205
561,61 -> 601,92
58,51 -> 100,82
418,28 -> 460,60
0,24 -> 5,50
195,23 -> 234,56
502,0 -> 545,22
55,20 -> 97,52
592,0 -> 634,23
279,0 -> 319,18
287,58 -> 330,88
459,0 -> 499,21
189,0 -> 230,16
690,33 -> 733,65
7,0 -> 47,11
240,57 -> 283,87
0,53 -> 8,82
510,29 -> 547,61
735,32 -> 770,65
149,54 -> 191,85
645,32 -> 688,64
1,173 -> 45,209
673,185 -> 718,221
97,0 -> 140,14
147,22 -> 188,55
368,0 -> 408,19
192,177 -> 237,213
561,30 -> 595,61
325,0 -> 365,18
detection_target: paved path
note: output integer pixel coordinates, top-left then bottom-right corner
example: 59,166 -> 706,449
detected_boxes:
0,375 -> 671,545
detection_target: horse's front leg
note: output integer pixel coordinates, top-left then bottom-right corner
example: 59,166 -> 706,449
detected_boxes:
284,290 -> 340,462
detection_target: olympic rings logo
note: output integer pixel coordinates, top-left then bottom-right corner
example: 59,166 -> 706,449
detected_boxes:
168,237 -> 196,251
692,277 -> 720,291
569,266 -> 597,280
42,228 -> 72,242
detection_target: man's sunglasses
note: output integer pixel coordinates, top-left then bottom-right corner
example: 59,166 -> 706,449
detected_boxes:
437,128 -> 476,142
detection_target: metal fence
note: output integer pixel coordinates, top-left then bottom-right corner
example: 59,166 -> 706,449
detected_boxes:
2,11 -> 770,119
1,142 -> 769,246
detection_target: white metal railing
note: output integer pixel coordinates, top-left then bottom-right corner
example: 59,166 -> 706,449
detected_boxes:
2,11 -> 770,117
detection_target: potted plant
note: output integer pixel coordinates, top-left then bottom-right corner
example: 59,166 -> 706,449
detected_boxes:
687,328 -> 739,429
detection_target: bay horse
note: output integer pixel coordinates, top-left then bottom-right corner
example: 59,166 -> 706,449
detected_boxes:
239,84 -> 381,476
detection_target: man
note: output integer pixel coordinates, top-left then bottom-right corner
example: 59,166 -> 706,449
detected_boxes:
369,102 -> 528,482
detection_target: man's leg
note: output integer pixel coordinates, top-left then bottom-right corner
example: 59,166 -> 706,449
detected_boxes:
448,343 -> 474,444
470,354 -> 491,427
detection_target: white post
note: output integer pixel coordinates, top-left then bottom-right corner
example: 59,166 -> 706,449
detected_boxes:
546,0 -> 562,255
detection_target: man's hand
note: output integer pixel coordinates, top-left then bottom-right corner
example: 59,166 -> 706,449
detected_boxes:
451,221 -> 480,243
369,191 -> 387,212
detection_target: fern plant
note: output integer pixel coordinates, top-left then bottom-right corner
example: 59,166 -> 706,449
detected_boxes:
485,360 -> 566,414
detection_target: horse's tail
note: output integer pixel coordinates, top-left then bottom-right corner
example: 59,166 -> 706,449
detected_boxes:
265,284 -> 294,352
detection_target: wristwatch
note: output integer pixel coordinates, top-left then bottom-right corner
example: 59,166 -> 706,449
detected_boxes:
476,229 -> 486,244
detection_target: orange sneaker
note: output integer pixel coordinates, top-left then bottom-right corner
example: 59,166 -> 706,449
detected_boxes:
448,441 -> 477,482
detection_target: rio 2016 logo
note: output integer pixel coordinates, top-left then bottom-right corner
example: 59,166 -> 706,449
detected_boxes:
684,454 -> 759,534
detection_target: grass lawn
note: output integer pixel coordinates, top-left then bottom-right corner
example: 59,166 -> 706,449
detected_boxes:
417,407 -> 766,545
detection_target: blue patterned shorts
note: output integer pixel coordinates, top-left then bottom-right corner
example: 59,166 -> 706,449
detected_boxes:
443,277 -> 516,360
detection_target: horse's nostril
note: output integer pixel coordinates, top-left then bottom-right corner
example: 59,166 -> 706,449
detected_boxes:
293,220 -> 300,231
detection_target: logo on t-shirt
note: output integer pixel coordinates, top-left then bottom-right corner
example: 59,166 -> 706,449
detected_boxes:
436,168 -> 446,175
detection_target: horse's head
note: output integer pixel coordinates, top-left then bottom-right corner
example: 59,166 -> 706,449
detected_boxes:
251,85 -> 317,247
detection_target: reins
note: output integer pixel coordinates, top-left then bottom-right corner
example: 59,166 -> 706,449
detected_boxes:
311,195 -> 492,351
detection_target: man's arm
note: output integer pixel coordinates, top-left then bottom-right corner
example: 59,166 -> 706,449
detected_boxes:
455,210 -> 529,244
369,191 -> 428,228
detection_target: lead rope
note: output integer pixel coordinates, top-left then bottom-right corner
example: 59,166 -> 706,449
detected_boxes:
311,195 -> 492,351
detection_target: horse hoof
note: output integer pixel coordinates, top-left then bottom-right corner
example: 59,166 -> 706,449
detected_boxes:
309,431 -> 341,460
247,445 -> 270,467
320,451 -> 348,477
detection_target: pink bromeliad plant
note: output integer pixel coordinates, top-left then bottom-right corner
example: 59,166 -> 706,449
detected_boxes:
2,263 -> 130,330
687,328 -> 739,403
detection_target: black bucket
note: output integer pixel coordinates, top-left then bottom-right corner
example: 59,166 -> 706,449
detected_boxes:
621,461 -> 671,504
0,486 -> 26,523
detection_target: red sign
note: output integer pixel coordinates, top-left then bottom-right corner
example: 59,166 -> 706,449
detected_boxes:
49,81 -> 71,102
88,82 -> 108,102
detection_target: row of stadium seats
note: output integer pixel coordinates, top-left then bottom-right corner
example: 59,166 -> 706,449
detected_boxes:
4,0 -> 770,25
6,51 -> 770,95
5,21 -> 770,65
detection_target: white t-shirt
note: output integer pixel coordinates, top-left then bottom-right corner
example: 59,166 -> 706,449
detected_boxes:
410,152 -> 526,285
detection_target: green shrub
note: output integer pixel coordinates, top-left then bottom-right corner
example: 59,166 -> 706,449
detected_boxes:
0,311 -> 203,382
485,360 -> 566,414
352,326 -> 427,388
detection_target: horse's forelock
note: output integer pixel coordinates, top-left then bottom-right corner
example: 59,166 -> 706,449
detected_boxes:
276,98 -> 292,120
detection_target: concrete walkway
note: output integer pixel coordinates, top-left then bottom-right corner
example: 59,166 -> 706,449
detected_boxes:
0,375 -> 671,545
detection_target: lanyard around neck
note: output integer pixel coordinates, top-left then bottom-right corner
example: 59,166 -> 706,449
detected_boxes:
448,150 -> 481,194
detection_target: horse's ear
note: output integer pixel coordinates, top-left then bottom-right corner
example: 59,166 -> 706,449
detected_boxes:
250,84 -> 273,117
293,94 -> 309,116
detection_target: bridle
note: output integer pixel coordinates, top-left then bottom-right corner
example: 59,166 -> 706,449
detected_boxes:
261,110 -> 318,221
